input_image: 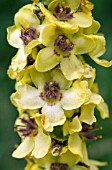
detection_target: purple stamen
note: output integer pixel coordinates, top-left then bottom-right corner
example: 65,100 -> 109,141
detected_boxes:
20,27 -> 39,46
41,81 -> 62,104
50,163 -> 68,170
17,117 -> 38,137
54,4 -> 74,21
54,35 -> 74,52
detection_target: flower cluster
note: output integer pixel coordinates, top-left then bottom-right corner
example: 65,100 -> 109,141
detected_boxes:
7,0 -> 111,169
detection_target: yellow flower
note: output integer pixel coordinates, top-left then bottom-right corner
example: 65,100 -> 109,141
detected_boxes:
40,0 -> 93,32
11,68 -> 87,131
12,114 -> 51,159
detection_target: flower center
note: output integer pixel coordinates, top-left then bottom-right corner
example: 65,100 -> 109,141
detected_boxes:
16,117 -> 38,137
54,4 -> 73,21
54,35 -> 74,52
40,81 -> 62,104
20,27 -> 39,46
50,163 -> 69,170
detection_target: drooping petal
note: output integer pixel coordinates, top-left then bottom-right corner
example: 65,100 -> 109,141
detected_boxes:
12,137 -> 34,158
35,47 -> 60,72
89,57 -> 112,67
83,20 -> 100,35
71,12 -> 92,28
79,104 -> 96,125
61,82 -> 86,110
89,160 -> 107,167
42,103 -> 66,132
69,116 -> 82,134
68,133 -> 83,159
97,102 -> 109,119
85,93 -> 103,105
50,68 -> 72,89
31,128 -> 51,158
88,35 -> 106,58
7,25 -> 23,48
7,46 -> 27,79
30,68 -> 51,89
74,34 -> 96,55
11,84 -> 44,109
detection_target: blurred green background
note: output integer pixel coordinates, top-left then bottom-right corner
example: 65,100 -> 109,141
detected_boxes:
0,0 -> 112,169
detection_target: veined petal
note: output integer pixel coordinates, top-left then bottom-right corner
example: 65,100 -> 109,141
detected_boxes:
97,102 -> 109,119
42,103 -> 66,132
12,137 -> 34,158
31,128 -> 51,158
68,133 -> 83,159
61,82 -> 86,110
60,54 -> 85,80
89,35 -> 106,58
74,34 -> 95,55
35,47 -> 60,72
51,68 -> 72,89
7,25 -> 23,48
14,7 -> 39,29
79,104 -> 96,125
30,68 -> 51,89
11,84 -> 44,109
71,12 -> 92,28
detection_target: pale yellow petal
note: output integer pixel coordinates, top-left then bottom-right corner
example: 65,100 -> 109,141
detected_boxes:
85,93 -> 103,105
42,103 -> 66,132
89,35 -> 106,58
97,102 -> 109,119
31,128 -> 51,158
11,84 -> 44,109
79,104 -> 96,125
61,82 -> 86,110
12,137 -> 34,158
71,12 -> 92,28
69,116 -> 82,134
68,133 -> 83,159
7,25 -> 22,48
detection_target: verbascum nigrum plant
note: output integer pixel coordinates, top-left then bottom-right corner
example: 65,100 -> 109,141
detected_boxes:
7,0 -> 112,169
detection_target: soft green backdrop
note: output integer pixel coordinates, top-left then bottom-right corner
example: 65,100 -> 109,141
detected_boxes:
0,0 -> 112,169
